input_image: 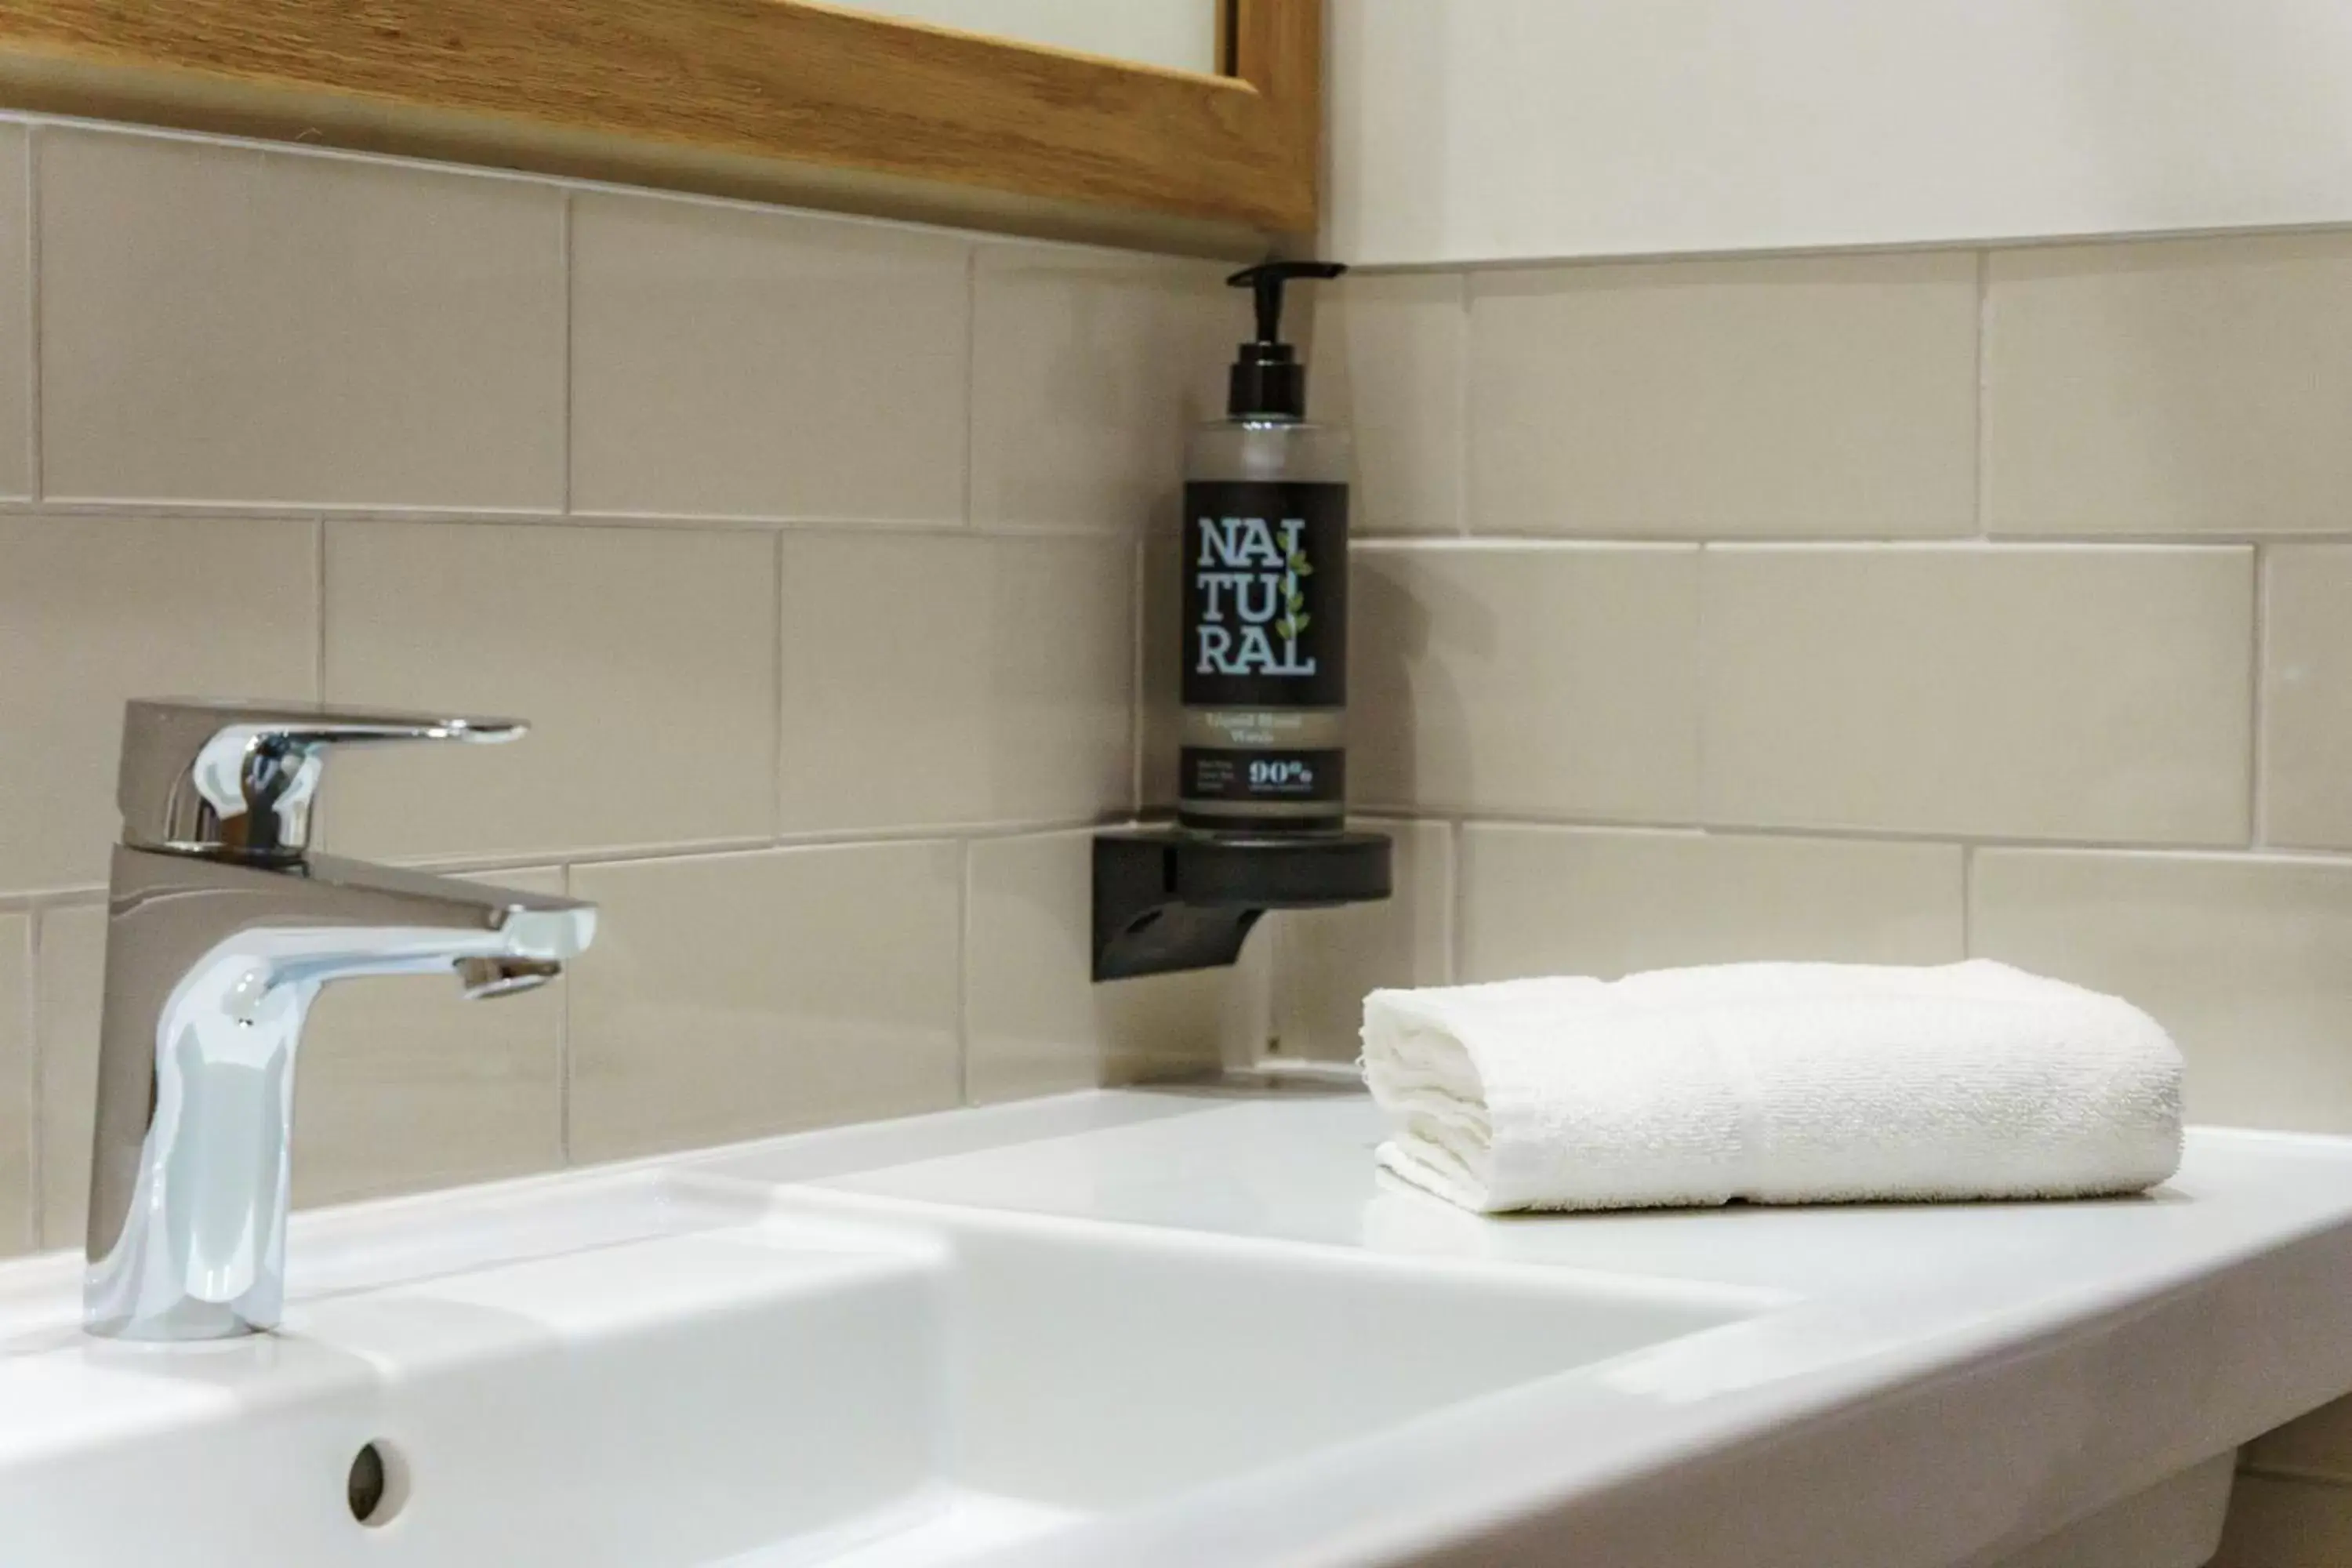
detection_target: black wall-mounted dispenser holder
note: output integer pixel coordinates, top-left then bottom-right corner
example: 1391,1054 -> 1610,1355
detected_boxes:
1092,829 -> 1392,982
1092,259 -> 1392,982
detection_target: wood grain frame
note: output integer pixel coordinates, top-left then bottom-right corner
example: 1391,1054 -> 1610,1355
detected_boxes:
0,0 -> 1321,251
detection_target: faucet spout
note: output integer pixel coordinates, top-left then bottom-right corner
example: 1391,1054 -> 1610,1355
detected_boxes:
84,845 -> 595,1341
456,956 -> 564,1000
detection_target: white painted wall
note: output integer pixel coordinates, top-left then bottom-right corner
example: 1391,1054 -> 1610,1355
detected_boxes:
1327,1 -> 2352,266
841,0 -> 1218,75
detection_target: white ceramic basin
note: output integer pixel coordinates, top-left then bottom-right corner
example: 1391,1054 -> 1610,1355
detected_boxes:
0,1171 -> 1760,1568
0,1195 -> 937,1567
9,1083 -> 2352,1568
830,1200 -> 1765,1548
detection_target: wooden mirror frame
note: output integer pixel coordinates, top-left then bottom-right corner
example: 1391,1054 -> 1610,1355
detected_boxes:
0,0 -> 1320,252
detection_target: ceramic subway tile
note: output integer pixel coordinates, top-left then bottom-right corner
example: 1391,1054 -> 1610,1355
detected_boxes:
1273,818 -> 1452,1062
2247,1396 -> 2352,1486
1308,273 -> 1465,535
1468,252 -> 1976,536
964,831 -> 1230,1103
1972,850 -> 2352,1134
1159,263 -> 1250,488
39,127 -> 564,509
2263,546 -> 2352,849
568,843 -> 963,1163
1138,527 -> 1184,811
969,245 -> 1226,533
1986,234 -> 2352,535
1350,543 -> 1700,821
570,191 -> 969,522
0,914 -> 26,1258
34,871 -> 567,1246
1460,826 -> 1965,983
294,866 -> 568,1204
2209,1475 -> 2352,1568
975,532 -> 1140,826
0,515 -> 318,896
778,532 -> 1132,832
321,521 -> 779,863
30,902 -> 98,1249
1700,546 -> 2253,844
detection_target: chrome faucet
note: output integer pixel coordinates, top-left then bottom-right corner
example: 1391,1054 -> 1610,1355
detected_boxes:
84,699 -> 597,1341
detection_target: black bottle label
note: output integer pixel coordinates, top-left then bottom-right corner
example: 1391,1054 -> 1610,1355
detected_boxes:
1181,745 -> 1346,805
1181,481 -> 1348,708
1180,479 -> 1348,822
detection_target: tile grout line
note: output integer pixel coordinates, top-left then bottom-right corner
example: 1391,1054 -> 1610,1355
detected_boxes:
1692,542 -> 1711,825
1127,535 -> 1148,815
1349,532 -> 2321,550
559,191 -> 575,517
22,123 -> 38,504
1449,816 -> 1469,985
9,489 -> 2352,552
1960,843 -> 1976,956
2249,543 -> 2271,848
1973,248 -> 1991,540
20,907 -> 38,1250
960,244 -> 978,532
1346,810 -> 2352,863
313,517 -> 328,702
7,808 -> 2350,917
1452,269 -> 1472,538
771,532 -> 788,843
556,861 -> 573,1167
955,838 -> 973,1107
2235,1461 -> 2352,1490
0,496 -> 1152,539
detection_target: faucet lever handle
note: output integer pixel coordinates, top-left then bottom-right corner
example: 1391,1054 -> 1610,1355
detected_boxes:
118,698 -> 527,862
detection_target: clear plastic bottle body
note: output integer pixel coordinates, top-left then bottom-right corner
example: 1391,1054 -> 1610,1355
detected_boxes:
1184,417 -> 1353,488
1178,417 -> 1352,835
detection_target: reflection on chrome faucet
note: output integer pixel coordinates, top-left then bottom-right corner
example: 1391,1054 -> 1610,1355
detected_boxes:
84,700 -> 597,1341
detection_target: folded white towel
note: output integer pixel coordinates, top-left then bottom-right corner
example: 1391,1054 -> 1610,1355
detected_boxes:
1361,960 -> 2183,1214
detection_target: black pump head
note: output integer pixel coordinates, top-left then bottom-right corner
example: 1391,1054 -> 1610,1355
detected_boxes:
1225,260 -> 1348,418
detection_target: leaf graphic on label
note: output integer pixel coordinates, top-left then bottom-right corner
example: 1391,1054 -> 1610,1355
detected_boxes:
1276,618 -> 1294,641
1294,612 -> 1311,633
1286,586 -> 1305,614
1288,550 -> 1313,577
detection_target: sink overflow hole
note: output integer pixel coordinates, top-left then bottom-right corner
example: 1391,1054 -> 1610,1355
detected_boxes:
347,1440 -> 409,1527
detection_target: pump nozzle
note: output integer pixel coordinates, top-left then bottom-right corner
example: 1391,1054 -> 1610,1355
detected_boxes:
1221,260 -> 1347,419
1229,260 -> 1348,347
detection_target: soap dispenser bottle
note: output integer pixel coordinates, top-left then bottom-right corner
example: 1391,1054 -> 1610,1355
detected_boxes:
1179,260 -> 1350,837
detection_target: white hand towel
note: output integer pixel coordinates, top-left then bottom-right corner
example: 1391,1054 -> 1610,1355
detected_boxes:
1360,960 -> 2183,1214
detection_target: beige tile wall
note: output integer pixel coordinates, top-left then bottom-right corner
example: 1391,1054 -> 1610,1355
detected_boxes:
1466,253 -> 1979,538
41,129 -> 566,510
1286,229 -> 2352,1542
775,531 -> 1135,832
966,830 -> 1242,1105
1983,236 -> 2352,537
1348,543 -> 1700,820
0,118 -> 1251,1258
0,914 -> 24,1258
2267,546 -> 2352,848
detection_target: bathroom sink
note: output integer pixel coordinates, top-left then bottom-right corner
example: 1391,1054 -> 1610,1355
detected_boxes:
819,1202 -> 1760,1533
0,1170 -> 1760,1568
11,1083 -> 2352,1567
0,1190 -> 938,1568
